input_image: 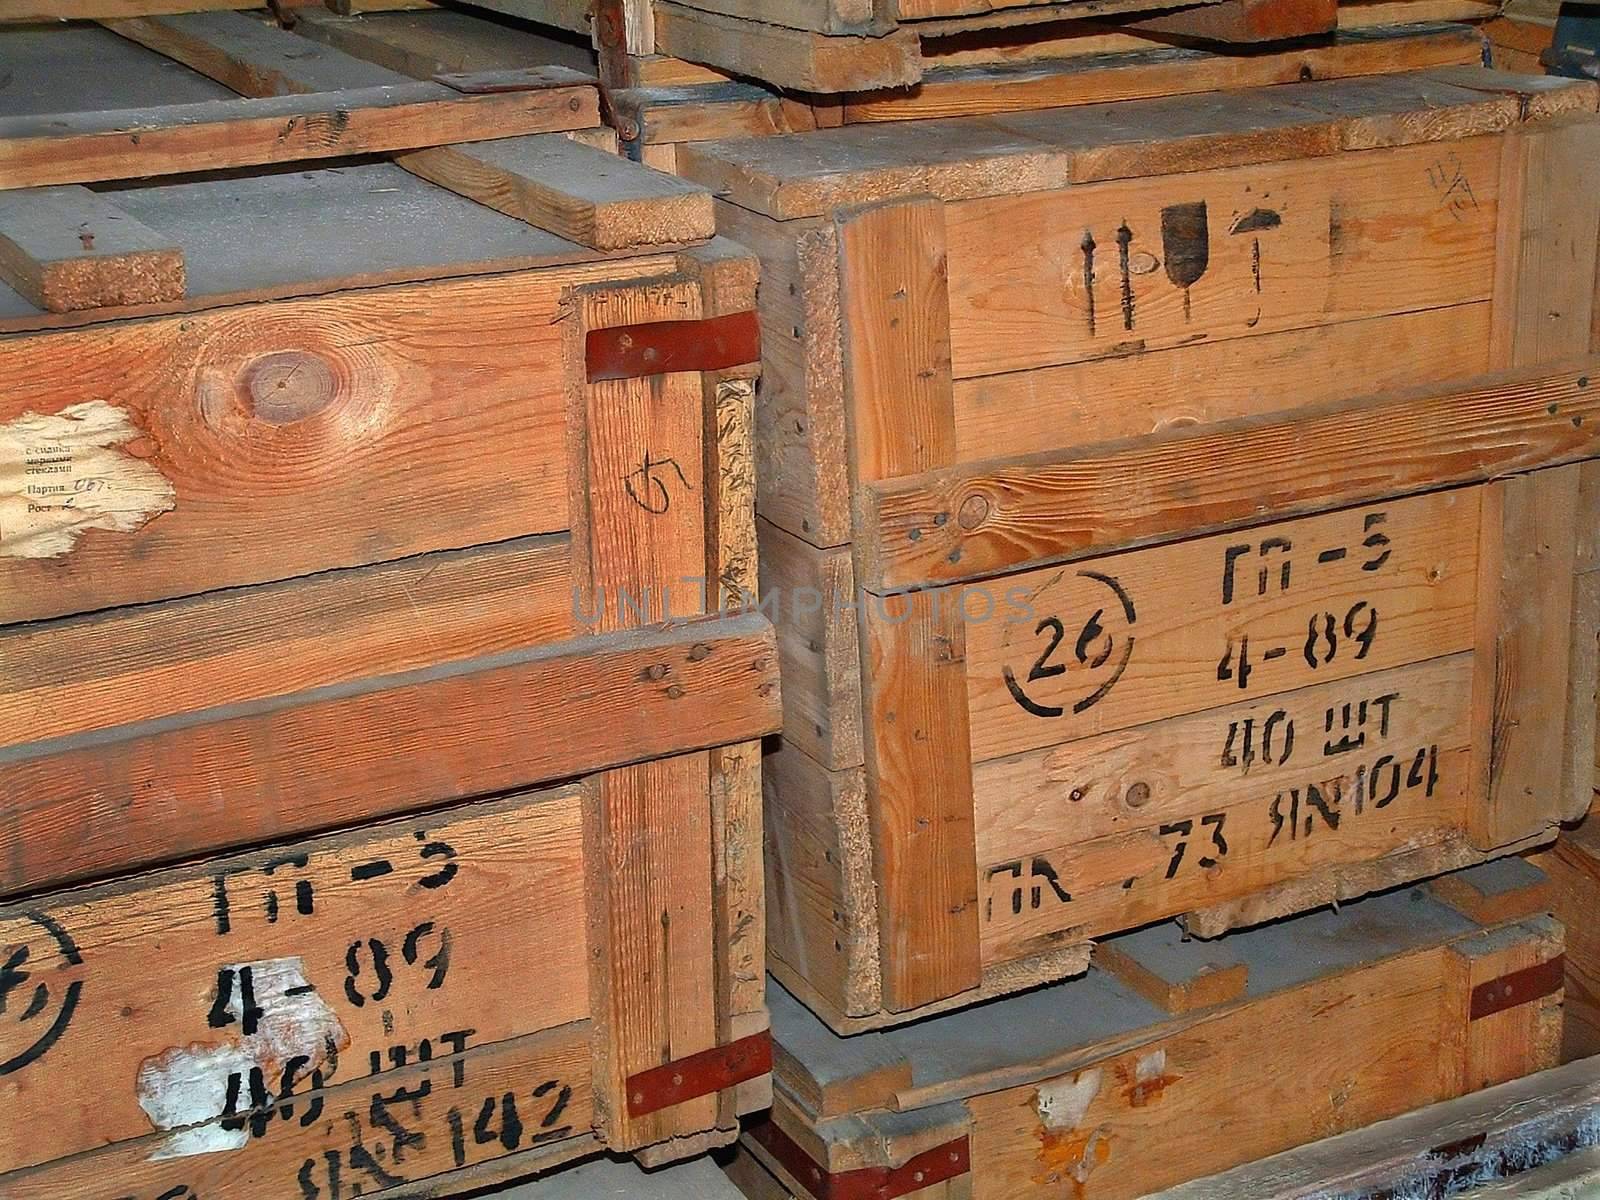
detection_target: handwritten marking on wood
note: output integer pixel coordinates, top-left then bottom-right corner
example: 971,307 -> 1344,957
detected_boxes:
0,400 -> 173,558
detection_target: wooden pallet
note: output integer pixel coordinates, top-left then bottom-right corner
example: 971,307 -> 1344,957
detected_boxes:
663,69 -> 1600,1031
0,16 -> 777,1192
727,865 -> 1565,1200
1147,1055 -> 1600,1198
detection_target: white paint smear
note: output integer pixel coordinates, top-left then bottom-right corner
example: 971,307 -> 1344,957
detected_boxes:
136,958 -> 346,1162
1036,1068 -> 1102,1130
1135,1049 -> 1167,1084
0,400 -> 175,559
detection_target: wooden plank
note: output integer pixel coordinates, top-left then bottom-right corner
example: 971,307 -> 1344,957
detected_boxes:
0,611 -> 781,897
859,358 -> 1600,592
653,2 -> 921,93
835,197 -> 956,484
846,25 -> 1486,123
1123,0 -> 1338,43
763,749 -> 882,1021
1429,855 -> 1555,925
401,134 -> 712,250
0,164 -> 656,335
500,1157 -> 752,1199
0,268 -> 633,624
565,276 -> 722,1151
981,653 -> 1476,958
289,8 -> 599,79
758,519 -> 865,770
942,136 -> 1500,378
964,488 -> 1480,761
0,787 -> 587,1176
678,76 -> 1520,219
1450,918 -> 1566,1090
0,0 -> 316,20
1150,1056 -> 1600,1198
0,85 -> 600,189
1469,467 -> 1581,848
615,81 -> 818,148
1092,939 -> 1249,1014
4,1021 -> 594,1199
953,305 -> 1495,464
104,10 -> 410,94
710,200 -> 854,549
859,589 -> 982,1012
0,185 -> 184,311
0,536 -> 572,750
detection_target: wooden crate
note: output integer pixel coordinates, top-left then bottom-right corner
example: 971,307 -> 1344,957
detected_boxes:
1147,1055 -> 1600,1198
669,69 -> 1600,1030
731,866 -> 1565,1200
0,17 -> 780,1188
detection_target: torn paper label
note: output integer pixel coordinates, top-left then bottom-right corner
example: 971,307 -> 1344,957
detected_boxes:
0,400 -> 174,559
136,958 -> 346,1161
1036,1068 -> 1102,1129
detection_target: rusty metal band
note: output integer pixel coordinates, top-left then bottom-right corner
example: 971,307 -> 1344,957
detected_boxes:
746,1115 -> 971,1200
585,310 -> 761,382
1470,954 -> 1565,1020
625,1030 -> 772,1117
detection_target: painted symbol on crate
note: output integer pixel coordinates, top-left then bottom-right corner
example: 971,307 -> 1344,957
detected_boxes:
0,911 -> 85,1076
1229,207 -> 1282,328
1003,571 -> 1137,719
622,451 -> 690,515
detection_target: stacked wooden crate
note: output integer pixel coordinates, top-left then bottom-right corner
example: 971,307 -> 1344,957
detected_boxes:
0,16 -> 779,1198
4,3 -> 1600,1199
732,865 -> 1567,1198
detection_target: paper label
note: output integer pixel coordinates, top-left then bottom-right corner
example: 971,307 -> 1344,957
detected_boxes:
0,400 -> 175,559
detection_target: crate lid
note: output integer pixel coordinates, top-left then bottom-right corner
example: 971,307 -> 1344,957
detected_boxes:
677,68 -> 1598,220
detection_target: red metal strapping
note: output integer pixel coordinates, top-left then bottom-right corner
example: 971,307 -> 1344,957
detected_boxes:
585,311 -> 761,382
1470,954 -> 1565,1020
747,1115 -> 971,1200
625,1030 -> 772,1117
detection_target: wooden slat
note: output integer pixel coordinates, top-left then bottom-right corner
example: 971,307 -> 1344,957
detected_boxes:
0,611 -> 781,897
400,134 -> 714,250
677,73 -> 1526,220
0,185 -> 184,311
848,24 -> 1486,121
566,276 -> 723,1151
1149,1055 -> 1600,1198
0,86 -> 599,189
858,358 -> 1600,592
835,197 -> 956,483
1470,468 -> 1581,848
1124,0 -> 1338,42
653,1 -> 921,93
104,10 -> 409,94
4,1021 -> 595,1199
289,7 -> 599,79
0,268 -> 619,624
0,787 -> 587,1176
859,589 -> 982,1012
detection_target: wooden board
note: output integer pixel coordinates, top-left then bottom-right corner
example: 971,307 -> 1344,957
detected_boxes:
0,185 -> 185,312
6,1021 -> 597,1199
0,609 -> 781,896
963,488 -> 1479,760
758,875 -> 1564,1200
1149,1056 -> 1600,1198
0,787 -> 587,1177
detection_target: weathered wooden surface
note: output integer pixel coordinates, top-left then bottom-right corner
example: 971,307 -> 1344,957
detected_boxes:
0,788 -> 588,1177
758,874 -> 1564,1199
728,72 -> 1600,1030
0,185 -> 185,311
1149,1056 -> 1600,1199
